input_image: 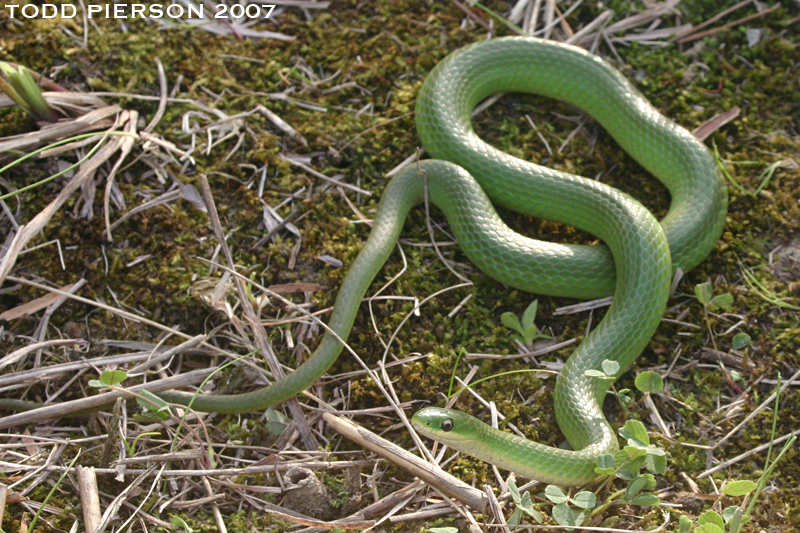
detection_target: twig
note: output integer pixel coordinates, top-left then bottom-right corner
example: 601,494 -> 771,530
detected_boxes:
712,365 -> 800,450
279,155 -> 372,195
698,428 -> 800,479
670,0 -> 755,41
77,466 -> 102,533
692,107 -> 741,141
677,3 -> 781,44
323,412 -> 488,512
451,0 -> 493,31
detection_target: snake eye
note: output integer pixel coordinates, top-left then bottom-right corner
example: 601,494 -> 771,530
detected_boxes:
441,418 -> 454,432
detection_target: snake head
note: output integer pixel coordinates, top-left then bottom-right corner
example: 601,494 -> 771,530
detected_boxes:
411,406 -> 474,444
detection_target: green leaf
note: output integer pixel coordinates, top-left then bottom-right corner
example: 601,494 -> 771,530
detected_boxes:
621,419 -> 650,446
594,453 -> 615,475
518,491 -> 534,513
616,456 -> 645,480
584,369 -> 610,379
722,505 -> 741,523
698,510 -> 725,530
544,485 -> 567,504
101,370 -> 128,386
732,332 -> 751,350
725,506 -> 744,533
601,359 -> 620,376
519,492 -> 543,523
571,491 -> 596,509
136,390 -> 170,419
508,476 -> 521,504
709,293 -> 733,311
623,444 -> 647,456
551,502 -> 578,527
644,445 -> 666,457
630,492 -> 660,506
618,391 -> 633,405
634,371 -> 664,393
501,312 -> 523,335
644,452 -> 667,474
695,525 -> 724,533
723,480 -> 757,497
624,475 -> 649,501
678,514 -> 693,533
508,508 -> 522,528
265,409 -> 290,437
90,370 -> 128,388
430,528 -> 458,533
170,516 -> 193,533
695,282 -> 713,305
523,324 -> 538,345
521,300 -> 539,330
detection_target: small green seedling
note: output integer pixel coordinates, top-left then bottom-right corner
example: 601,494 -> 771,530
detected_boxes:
731,332 -> 751,350
501,300 -> 550,350
543,485 -> 596,529
170,515 -> 194,533
508,476 -> 543,527
0,62 -> 59,122
88,370 -> 172,420
88,369 -> 128,388
694,282 -> 733,312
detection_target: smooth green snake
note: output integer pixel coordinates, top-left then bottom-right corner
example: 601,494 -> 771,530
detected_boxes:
1,38 -> 727,487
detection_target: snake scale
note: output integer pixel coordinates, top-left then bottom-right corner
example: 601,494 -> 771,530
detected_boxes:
2,37 -> 727,486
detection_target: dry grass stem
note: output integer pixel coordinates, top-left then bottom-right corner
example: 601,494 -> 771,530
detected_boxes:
692,107 -> 742,141
466,337 -> 578,360
0,338 -> 85,371
553,296 -> 613,315
76,465 -> 101,533
0,104 -> 119,153
677,2 -> 781,43
324,412 -> 488,512
279,154 -> 372,195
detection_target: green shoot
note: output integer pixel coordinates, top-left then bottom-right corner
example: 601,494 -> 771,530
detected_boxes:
694,281 -> 734,355
712,142 -> 788,198
448,367 -> 557,399
543,485 -> 596,529
0,62 -> 59,122
27,450 -> 82,532
501,299 -> 551,350
508,476 -> 543,526
170,516 -> 194,533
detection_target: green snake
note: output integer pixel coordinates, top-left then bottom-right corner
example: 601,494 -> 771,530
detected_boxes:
3,38 -> 727,487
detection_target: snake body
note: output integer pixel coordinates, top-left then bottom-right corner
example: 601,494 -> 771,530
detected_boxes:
3,38 -> 727,487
